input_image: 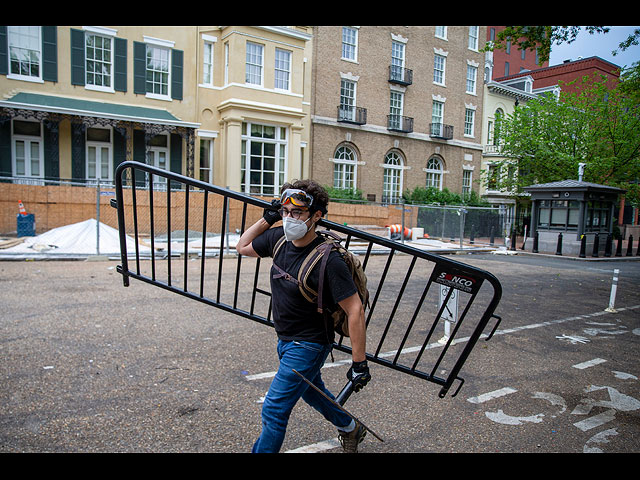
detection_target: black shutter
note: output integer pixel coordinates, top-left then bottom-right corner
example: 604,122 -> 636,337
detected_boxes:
133,41 -> 146,95
71,123 -> 86,181
43,122 -> 60,180
42,26 -> 57,82
70,28 -> 85,86
171,49 -> 183,100
0,120 -> 11,177
114,37 -> 127,92
169,133 -> 182,190
0,26 -> 7,76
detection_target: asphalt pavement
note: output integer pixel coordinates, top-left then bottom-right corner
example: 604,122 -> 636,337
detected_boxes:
1,251 -> 638,453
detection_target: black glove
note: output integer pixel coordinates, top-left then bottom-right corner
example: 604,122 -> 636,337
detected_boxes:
263,199 -> 282,226
347,360 -> 371,392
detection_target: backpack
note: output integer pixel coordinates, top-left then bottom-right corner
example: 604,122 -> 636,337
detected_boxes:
271,230 -> 369,337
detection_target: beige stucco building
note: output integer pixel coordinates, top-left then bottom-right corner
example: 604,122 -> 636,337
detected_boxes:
0,26 -> 312,195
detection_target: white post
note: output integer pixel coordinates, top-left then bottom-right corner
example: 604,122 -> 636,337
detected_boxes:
605,269 -> 619,312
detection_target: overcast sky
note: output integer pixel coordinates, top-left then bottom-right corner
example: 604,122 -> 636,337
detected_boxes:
548,26 -> 640,70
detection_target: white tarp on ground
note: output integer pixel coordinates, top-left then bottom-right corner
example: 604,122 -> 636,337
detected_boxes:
0,218 -> 149,257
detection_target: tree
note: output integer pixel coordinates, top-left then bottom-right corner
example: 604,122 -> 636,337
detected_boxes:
485,72 -> 640,205
485,26 -> 639,65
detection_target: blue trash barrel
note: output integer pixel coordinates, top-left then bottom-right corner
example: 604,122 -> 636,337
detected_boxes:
17,213 -> 36,237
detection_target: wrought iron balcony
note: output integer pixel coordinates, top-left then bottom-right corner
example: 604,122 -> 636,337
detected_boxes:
429,122 -> 454,140
387,114 -> 413,133
389,65 -> 413,86
337,105 -> 367,125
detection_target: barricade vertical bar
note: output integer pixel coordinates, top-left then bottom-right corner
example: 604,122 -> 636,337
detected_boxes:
167,185 -> 172,286
250,257 -> 261,315
361,242 -> 373,271
149,175 -> 156,281
131,175 -> 140,275
115,165 -> 130,287
375,256 -> 416,357
411,287 -> 452,370
200,190 -> 209,298
183,185 -> 189,292
233,202 -> 248,309
393,278 -> 433,364
365,250 -> 395,327
217,196 -> 228,303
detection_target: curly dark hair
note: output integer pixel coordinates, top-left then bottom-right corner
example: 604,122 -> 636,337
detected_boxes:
280,179 -> 329,215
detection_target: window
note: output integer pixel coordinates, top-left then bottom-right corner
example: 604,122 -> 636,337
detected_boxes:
342,27 -> 358,61
462,170 -> 472,197
433,54 -> 446,85
383,151 -> 404,204
468,26 -> 479,51
200,139 -> 213,184
585,201 -> 610,233
435,26 -> 447,40
85,33 -> 112,90
339,79 -> 356,121
426,157 -> 443,190
12,120 -> 43,184
333,145 -> 357,191
86,127 -> 112,183
466,64 -> 477,94
203,40 -> 214,85
7,26 -> 41,81
245,41 -> 263,86
274,48 -> 291,91
390,40 -> 405,82
538,200 -> 582,231
146,44 -> 170,97
241,122 -> 287,195
389,90 -> 404,130
464,108 -> 475,137
431,100 -> 444,136
487,164 -> 500,190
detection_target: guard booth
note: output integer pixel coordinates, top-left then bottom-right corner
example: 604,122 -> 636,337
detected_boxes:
525,180 -> 625,256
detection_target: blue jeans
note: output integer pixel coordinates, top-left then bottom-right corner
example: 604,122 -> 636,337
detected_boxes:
252,339 -> 352,453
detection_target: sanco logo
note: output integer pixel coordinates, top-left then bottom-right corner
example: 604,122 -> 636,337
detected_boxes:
437,271 -> 477,292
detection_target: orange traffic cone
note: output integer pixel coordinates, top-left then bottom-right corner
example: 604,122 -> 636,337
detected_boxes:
18,200 -> 28,216
386,224 -> 411,238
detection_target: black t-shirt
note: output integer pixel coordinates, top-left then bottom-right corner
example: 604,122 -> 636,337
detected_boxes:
252,226 -> 357,344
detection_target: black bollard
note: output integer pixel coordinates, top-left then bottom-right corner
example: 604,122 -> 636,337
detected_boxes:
579,234 -> 586,258
510,231 -> 517,251
637,236 -> 640,256
556,232 -> 563,256
626,235 -> 634,256
470,224 -> 475,244
532,231 -> 539,253
604,233 -> 612,257
592,233 -> 599,258
615,237 -> 623,257
489,226 -> 495,246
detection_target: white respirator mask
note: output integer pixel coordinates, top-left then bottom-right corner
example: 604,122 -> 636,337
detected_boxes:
282,216 -> 313,242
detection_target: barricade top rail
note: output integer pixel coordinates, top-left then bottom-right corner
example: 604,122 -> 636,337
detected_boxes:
113,161 -> 503,399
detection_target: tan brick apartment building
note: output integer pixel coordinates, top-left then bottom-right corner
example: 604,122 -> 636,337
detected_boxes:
309,26 -> 486,203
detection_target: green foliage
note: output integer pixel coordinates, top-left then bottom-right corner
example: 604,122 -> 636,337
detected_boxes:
485,71 -> 640,205
325,186 -> 366,203
402,186 -> 489,207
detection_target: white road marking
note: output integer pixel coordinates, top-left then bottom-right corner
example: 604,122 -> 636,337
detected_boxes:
573,409 -> 617,431
573,358 -> 607,370
467,387 -> 518,404
285,438 -> 341,453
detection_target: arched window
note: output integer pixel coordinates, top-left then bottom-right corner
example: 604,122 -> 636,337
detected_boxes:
333,145 -> 357,191
425,156 -> 443,190
383,150 -> 404,203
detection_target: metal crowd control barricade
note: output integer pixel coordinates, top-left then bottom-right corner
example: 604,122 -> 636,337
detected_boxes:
112,161 -> 503,399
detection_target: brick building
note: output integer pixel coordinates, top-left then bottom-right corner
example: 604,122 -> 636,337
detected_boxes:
487,26 -> 549,79
309,26 -> 486,203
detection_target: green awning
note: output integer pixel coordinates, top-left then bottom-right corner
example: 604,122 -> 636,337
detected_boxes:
1,92 -> 199,128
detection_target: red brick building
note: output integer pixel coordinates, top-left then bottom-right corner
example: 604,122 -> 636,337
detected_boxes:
487,26 -> 549,78
494,56 -> 621,93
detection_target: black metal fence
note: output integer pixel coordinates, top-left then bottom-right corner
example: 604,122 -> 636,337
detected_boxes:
112,161 -> 503,399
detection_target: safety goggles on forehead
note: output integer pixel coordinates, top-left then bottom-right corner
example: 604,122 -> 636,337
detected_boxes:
280,189 -> 313,209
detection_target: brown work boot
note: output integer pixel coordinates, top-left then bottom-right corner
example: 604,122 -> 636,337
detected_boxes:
338,421 -> 367,453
